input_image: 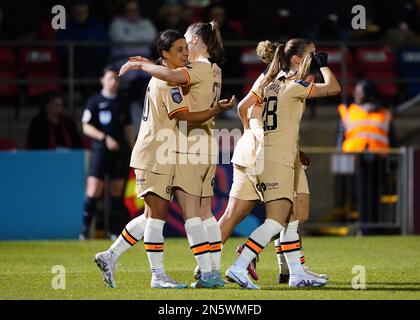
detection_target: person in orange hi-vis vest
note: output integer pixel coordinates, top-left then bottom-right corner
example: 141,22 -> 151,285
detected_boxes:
337,80 -> 396,234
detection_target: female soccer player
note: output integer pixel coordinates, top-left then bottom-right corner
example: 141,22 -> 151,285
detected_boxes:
119,21 -> 229,288
93,29 -> 233,289
216,40 -> 327,285
226,38 -> 341,289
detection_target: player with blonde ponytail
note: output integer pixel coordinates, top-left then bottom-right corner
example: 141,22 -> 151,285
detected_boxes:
226,38 -> 341,289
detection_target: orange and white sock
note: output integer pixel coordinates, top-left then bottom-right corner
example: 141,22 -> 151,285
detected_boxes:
274,238 -> 289,275
280,220 -> 303,276
143,218 -> 165,277
109,214 -> 146,259
185,217 -> 212,277
235,219 -> 283,270
203,216 -> 222,272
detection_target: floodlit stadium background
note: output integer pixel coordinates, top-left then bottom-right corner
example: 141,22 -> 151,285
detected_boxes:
0,0 -> 419,240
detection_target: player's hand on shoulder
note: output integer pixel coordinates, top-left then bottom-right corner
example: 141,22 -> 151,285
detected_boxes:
217,95 -> 236,111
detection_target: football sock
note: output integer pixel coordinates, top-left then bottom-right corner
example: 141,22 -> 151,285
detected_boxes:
235,219 -> 283,270
82,197 -> 97,236
143,218 -> 165,277
280,220 -> 303,276
185,217 -> 212,276
274,238 -> 289,275
109,214 -> 146,259
202,216 -> 222,272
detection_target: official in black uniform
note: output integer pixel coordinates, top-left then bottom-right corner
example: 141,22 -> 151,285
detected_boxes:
80,65 -> 135,239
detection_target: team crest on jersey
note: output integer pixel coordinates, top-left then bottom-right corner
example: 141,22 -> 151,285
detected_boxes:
99,110 -> 112,125
170,87 -> 183,104
295,80 -> 310,87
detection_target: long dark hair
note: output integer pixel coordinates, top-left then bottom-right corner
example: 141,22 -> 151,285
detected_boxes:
186,21 -> 225,64
260,38 -> 313,90
156,29 -> 184,65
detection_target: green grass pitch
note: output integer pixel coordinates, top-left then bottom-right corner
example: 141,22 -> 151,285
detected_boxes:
1,236 -> 420,300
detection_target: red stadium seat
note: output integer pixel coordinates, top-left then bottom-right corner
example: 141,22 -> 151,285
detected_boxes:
364,71 -> 399,98
354,47 -> 398,98
317,46 -> 353,72
20,47 -> 61,97
0,48 -> 18,98
354,47 -> 396,73
0,71 -> 19,97
0,138 -> 17,151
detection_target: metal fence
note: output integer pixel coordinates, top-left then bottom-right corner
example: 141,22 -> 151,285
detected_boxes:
299,147 -> 412,236
1,39 -> 420,117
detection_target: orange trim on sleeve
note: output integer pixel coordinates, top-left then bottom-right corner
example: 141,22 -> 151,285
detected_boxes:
168,106 -> 188,118
307,84 -> 315,99
251,90 -> 263,104
180,68 -> 191,87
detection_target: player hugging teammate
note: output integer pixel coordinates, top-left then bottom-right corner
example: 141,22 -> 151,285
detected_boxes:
92,27 -> 341,289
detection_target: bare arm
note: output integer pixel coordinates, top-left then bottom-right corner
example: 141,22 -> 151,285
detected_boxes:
82,123 -> 119,151
310,67 -> 341,98
124,124 -> 136,149
237,91 -> 259,129
119,57 -> 188,84
83,123 -> 106,141
173,96 -> 235,123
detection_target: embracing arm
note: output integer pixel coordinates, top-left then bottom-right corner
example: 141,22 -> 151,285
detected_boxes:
173,96 -> 236,123
238,91 -> 260,129
119,56 -> 188,85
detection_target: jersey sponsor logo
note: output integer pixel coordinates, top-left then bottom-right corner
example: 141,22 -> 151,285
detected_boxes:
257,182 -> 279,191
99,110 -> 112,125
81,109 -> 92,123
295,80 -> 310,87
170,87 -> 183,104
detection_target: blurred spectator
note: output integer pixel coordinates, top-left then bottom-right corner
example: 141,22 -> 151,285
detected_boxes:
384,21 -> 418,44
336,80 -> 396,232
56,0 -> 109,78
156,3 -> 190,34
26,92 -> 83,150
109,0 -> 157,103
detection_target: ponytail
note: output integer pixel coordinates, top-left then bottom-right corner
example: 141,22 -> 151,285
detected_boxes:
256,40 -> 280,64
260,43 -> 288,91
259,37 -> 314,92
186,21 -> 225,64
